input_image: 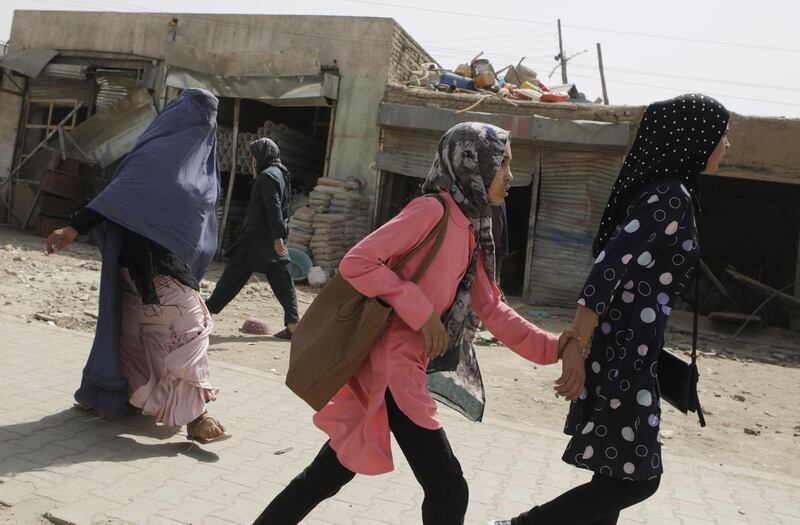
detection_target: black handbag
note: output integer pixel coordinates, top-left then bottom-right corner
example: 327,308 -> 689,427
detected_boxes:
657,265 -> 706,427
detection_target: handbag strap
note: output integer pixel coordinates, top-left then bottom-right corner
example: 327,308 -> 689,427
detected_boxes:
691,260 -> 707,427
390,194 -> 450,284
691,262 -> 699,367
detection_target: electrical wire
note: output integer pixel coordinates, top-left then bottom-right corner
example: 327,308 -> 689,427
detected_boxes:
566,72 -> 800,107
341,0 -> 800,54
13,0 -> 800,108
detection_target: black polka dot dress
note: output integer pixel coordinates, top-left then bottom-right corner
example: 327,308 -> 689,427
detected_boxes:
562,177 -> 699,481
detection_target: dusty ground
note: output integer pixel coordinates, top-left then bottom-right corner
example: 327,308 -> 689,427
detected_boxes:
2,225 -> 799,479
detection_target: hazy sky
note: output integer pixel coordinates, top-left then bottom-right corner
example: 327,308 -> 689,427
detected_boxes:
2,0 -> 798,118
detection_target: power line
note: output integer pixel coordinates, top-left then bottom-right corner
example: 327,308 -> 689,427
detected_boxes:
342,0 -> 800,54
550,61 -> 800,94
424,45 -> 555,62
424,42 -> 800,95
15,0 -> 800,107
20,0 -> 800,56
568,72 -> 800,107
421,33 -> 555,45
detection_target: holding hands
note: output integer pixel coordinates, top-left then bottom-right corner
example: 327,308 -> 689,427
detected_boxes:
555,337 -> 587,401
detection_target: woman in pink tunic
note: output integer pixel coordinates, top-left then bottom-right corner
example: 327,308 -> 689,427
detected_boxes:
254,123 -> 576,525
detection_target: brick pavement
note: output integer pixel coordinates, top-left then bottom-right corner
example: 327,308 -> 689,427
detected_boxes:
0,316 -> 798,525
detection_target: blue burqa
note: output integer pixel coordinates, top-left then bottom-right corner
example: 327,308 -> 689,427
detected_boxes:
75,88 -> 220,417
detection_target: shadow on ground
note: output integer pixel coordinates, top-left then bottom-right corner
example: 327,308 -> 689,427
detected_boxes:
0,406 -> 218,478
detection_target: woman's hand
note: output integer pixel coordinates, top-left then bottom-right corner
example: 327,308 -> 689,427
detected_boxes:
274,238 -> 288,257
46,226 -> 78,255
555,339 -> 586,401
420,311 -> 449,359
557,330 -> 581,359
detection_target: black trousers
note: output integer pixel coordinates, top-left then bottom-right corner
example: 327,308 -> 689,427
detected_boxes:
205,245 -> 300,326
253,391 -> 469,525
510,473 -> 660,525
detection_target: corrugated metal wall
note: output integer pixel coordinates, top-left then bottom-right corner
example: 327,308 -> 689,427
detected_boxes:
95,74 -> 142,111
28,76 -> 95,102
526,150 -> 622,305
379,128 -> 534,187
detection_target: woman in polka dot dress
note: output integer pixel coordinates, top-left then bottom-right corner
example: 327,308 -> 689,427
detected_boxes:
492,94 -> 730,525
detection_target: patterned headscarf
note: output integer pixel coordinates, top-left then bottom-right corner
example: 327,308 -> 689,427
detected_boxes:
250,138 -> 290,180
592,94 -> 729,257
421,122 -> 509,422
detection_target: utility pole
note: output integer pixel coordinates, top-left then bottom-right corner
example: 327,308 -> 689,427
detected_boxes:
557,19 -> 567,83
597,42 -> 609,105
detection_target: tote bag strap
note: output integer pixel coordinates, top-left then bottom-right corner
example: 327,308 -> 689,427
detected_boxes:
691,261 -> 699,366
390,194 -> 450,283
691,259 -> 706,427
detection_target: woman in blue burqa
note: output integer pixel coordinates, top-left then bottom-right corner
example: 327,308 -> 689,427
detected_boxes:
46,88 -> 228,443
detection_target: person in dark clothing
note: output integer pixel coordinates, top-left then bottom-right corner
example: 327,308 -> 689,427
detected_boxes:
205,138 -> 300,339
490,94 -> 730,525
491,201 -> 509,293
46,88 -> 227,444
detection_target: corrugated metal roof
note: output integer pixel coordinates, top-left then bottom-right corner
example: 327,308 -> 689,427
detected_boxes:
0,48 -> 57,77
41,63 -> 87,79
379,127 -> 534,187
526,150 -> 621,305
95,74 -> 141,111
28,77 -> 94,102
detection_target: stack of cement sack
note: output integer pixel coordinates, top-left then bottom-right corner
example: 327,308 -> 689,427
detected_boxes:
296,177 -> 372,273
331,190 -> 371,250
309,213 -> 350,270
286,206 -> 315,256
308,189 -> 333,211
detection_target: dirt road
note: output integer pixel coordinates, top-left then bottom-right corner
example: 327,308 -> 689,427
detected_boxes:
2,226 -> 798,478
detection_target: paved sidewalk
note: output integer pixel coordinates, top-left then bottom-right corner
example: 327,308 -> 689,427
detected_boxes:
0,317 -> 798,525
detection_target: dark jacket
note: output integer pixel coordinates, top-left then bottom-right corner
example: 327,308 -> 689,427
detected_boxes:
230,166 -> 291,265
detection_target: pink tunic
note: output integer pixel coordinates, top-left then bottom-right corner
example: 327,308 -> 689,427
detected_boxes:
313,192 -> 559,475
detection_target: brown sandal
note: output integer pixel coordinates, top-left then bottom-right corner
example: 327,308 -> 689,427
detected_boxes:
72,402 -> 108,418
186,412 -> 231,444
274,328 -> 293,340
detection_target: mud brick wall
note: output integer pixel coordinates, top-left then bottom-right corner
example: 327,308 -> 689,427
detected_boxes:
389,25 -> 437,84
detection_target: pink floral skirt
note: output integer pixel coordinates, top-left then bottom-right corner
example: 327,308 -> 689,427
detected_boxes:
119,270 -> 217,427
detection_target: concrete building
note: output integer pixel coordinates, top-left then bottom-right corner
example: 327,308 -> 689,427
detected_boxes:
1,10 -> 798,329
375,86 -> 800,330
0,10 -> 432,236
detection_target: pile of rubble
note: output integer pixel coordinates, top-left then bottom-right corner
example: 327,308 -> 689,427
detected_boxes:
406,53 -> 593,104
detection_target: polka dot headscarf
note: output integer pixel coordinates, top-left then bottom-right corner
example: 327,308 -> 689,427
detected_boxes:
592,94 -> 729,257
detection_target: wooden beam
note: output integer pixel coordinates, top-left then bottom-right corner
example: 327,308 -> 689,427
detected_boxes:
793,230 -> 800,330
700,259 -> 740,311
726,267 -> 800,310
377,151 -> 533,187
377,103 -> 631,150
217,98 -> 241,259
711,168 -> 800,186
523,150 -> 543,301
709,311 -> 765,327
323,99 -> 337,179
